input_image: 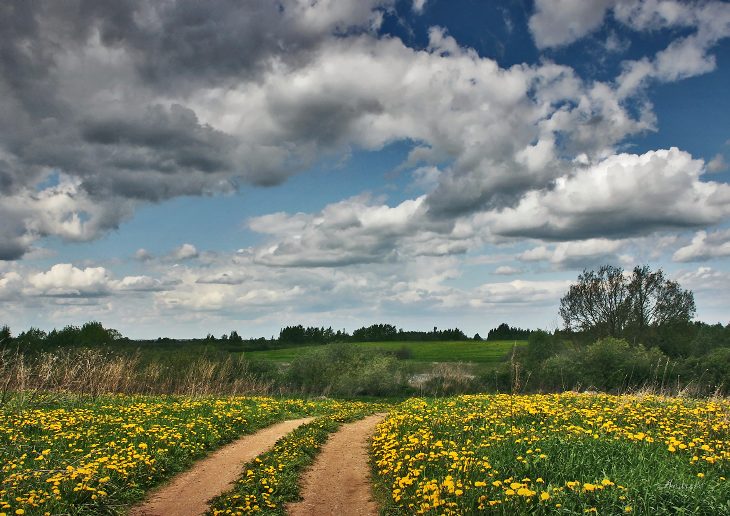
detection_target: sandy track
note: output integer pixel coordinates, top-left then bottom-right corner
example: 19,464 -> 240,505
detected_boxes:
287,413 -> 386,516
130,417 -> 314,516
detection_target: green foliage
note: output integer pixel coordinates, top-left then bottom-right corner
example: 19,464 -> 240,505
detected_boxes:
351,324 -> 469,342
690,322 -> 730,355
679,347 -> 730,391
0,325 -> 11,344
13,327 -> 48,348
524,338 -> 669,392
580,338 -> 667,391
525,330 -> 557,365
285,343 -> 409,396
8,322 -> 124,350
352,323 -> 399,341
278,325 -> 341,345
249,340 -> 520,365
539,353 -> 581,392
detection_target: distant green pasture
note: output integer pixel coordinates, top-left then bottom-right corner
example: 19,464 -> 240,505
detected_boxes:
245,340 -> 523,364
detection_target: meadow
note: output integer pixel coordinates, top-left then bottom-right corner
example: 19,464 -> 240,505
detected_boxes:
246,340 -> 520,364
371,393 -> 730,514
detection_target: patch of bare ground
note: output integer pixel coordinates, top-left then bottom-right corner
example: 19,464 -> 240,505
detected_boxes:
287,413 -> 386,516
130,417 -> 314,516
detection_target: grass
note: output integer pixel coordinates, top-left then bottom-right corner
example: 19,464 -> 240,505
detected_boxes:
371,393 -> 730,515
246,340 -> 522,364
0,394 -> 355,515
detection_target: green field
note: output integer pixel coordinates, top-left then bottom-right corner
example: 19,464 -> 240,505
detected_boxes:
245,340 -> 523,364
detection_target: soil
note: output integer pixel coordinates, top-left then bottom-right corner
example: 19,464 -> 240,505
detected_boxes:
129,417 -> 314,516
286,413 -> 386,516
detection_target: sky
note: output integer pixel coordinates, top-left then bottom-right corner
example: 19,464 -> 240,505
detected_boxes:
1,0 -> 729,339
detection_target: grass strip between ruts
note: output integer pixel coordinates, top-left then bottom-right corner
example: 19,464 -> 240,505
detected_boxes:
208,401 -> 389,515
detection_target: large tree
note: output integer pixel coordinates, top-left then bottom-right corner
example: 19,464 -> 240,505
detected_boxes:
559,265 -> 695,343
626,265 -> 695,342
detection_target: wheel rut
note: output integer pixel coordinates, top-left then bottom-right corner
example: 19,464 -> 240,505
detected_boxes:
287,413 -> 386,516
130,417 -> 314,516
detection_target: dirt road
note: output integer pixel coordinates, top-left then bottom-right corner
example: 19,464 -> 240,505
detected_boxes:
287,413 -> 386,516
130,417 -> 314,516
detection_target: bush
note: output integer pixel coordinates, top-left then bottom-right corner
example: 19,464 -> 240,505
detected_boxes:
540,353 -> 581,391
525,338 -> 670,393
525,330 -> 557,365
284,343 -> 408,396
678,347 -> 730,393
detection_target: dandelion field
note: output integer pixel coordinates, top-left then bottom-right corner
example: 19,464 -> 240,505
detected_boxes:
3,391 -> 729,515
372,393 -> 730,515
0,395 -> 339,515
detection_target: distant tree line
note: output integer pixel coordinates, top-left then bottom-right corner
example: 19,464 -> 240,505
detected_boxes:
0,321 -> 477,352
276,323 -> 469,344
2,322 -> 126,350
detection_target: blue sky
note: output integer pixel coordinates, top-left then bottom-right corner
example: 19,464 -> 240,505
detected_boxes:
1,0 -> 729,338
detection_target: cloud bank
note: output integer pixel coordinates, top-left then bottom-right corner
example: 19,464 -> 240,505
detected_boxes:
4,0 -> 727,260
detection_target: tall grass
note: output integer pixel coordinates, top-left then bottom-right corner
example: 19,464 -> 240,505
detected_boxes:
2,339 -> 725,402
0,348 -> 273,403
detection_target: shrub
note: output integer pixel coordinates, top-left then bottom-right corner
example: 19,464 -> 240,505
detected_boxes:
678,347 -> 730,393
284,343 -> 408,396
540,353 -> 581,391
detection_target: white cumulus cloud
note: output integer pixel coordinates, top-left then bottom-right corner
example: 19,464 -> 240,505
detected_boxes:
673,229 -> 730,262
488,148 -> 730,240
171,243 -> 199,261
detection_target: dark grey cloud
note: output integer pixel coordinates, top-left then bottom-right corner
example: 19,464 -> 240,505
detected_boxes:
128,1 -> 315,88
0,206 -> 28,260
0,0 -> 393,258
0,240 -> 26,261
79,104 -> 238,200
499,213 -> 708,242
270,95 -> 385,149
